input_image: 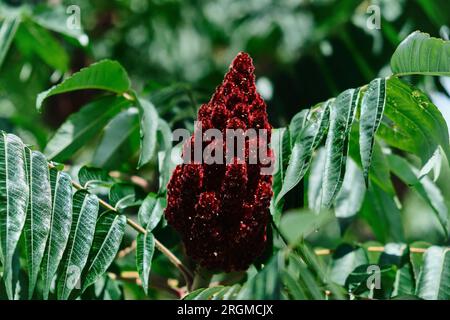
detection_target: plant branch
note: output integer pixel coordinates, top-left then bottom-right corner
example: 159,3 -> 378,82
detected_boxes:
314,246 -> 427,256
48,163 -> 194,287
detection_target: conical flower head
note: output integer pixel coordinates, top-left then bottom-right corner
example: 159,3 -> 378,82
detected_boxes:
165,52 -> 273,271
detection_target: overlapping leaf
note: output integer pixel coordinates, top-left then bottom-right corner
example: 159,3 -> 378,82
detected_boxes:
57,190 -> 99,300
136,231 -> 155,295
275,101 -> 330,205
45,96 -> 130,161
321,89 -> 359,209
0,132 -> 29,299
24,150 -> 52,299
416,246 -> 450,300
41,168 -> 73,299
82,213 -> 126,292
359,78 -> 386,185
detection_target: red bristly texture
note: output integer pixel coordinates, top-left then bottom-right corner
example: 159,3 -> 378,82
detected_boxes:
165,52 -> 273,271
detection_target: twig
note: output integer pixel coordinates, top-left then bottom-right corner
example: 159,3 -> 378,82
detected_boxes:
108,272 -> 185,298
314,246 -> 427,256
109,171 -> 151,191
48,163 -> 194,287
117,240 -> 137,259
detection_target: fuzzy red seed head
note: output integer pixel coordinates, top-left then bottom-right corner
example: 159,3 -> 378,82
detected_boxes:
165,52 -> 273,271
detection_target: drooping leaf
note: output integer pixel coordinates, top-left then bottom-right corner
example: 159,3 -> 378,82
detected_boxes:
321,88 -> 359,208
307,147 -> 326,212
24,150 -> 52,299
280,209 -> 334,245
157,118 -> 174,193
416,246 -> 450,300
329,244 -> 368,286
109,182 -> 143,211
237,253 -> 283,299
32,6 -> 88,46
138,193 -> 164,231
78,166 -> 114,189
377,77 -> 450,164
45,96 -> 129,162
334,158 -> 365,231
418,147 -> 442,181
137,99 -> 159,168
391,31 -> 450,77
36,60 -> 131,111
360,183 -> 405,243
285,251 -> 328,300
41,168 -> 73,300
288,109 -> 309,147
91,108 -> 140,169
82,213 -> 126,292
359,78 -> 386,185
270,127 -> 290,224
275,101 -> 330,204
0,132 -> 29,299
0,15 -> 20,69
379,243 -> 416,297
15,19 -> 69,72
387,154 -> 448,237
57,190 -> 99,300
348,128 -> 395,195
345,264 -> 396,299
136,231 -> 155,295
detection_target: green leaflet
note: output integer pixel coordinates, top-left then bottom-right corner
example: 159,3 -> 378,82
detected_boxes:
280,209 -> 335,245
377,77 -> 450,165
138,193 -> 164,231
36,59 -> 131,111
78,166 -> 114,189
91,108 -> 140,169
334,158 -> 365,231
359,78 -> 386,186
416,246 -> 450,300
109,182 -> 142,211
237,253 -> 283,300
391,31 -> 450,77
45,96 -> 129,162
307,147 -> 326,213
137,98 -> 159,169
270,127 -> 290,225
275,101 -> 330,205
321,88 -> 359,209
329,244 -> 368,287
136,231 -> 155,295
24,150 -> 52,299
57,190 -> 99,300
82,213 -> 126,292
288,109 -> 309,147
157,118 -> 175,194
0,132 -> 29,299
31,6 -> 88,45
360,183 -> 405,243
379,243 -> 416,297
0,15 -> 20,69
41,168 -> 73,300
15,19 -> 69,72
387,154 -> 448,237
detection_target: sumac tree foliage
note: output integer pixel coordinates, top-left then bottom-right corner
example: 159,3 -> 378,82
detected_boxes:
0,4 -> 449,300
